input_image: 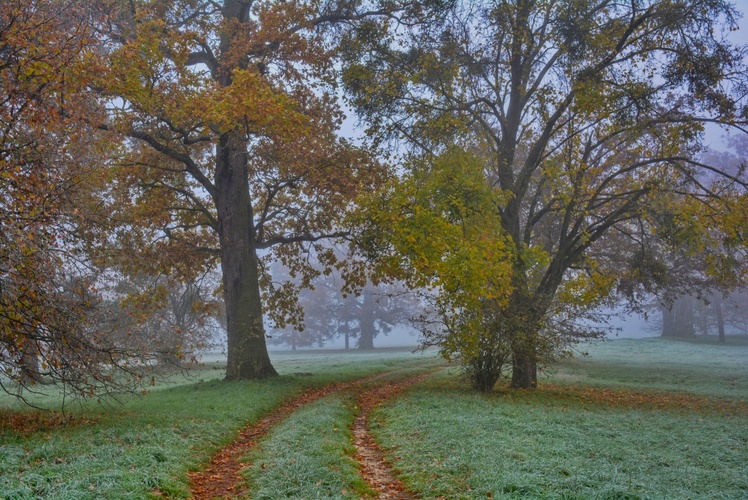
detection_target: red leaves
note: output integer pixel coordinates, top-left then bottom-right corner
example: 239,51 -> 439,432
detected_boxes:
0,410 -> 98,437
523,384 -> 748,415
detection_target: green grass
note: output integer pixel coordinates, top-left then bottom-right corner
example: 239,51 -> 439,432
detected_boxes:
550,336 -> 748,399
241,365 -> 439,499
242,394 -> 371,499
0,376 -> 301,499
0,349 -> 438,499
372,337 -> 748,499
2,339 -> 747,499
0,347 -> 432,411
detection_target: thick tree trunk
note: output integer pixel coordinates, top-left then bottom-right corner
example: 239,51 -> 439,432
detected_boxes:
510,350 -> 537,388
216,132 -> 277,380
506,279 -> 542,389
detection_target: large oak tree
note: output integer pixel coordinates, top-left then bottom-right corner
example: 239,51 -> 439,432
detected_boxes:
89,0 -> 393,379
344,0 -> 748,388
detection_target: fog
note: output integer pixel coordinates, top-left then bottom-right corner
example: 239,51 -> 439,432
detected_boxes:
600,311 -> 656,339
309,326 -> 420,350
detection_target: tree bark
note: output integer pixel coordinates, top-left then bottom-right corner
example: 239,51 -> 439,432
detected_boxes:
217,132 -> 277,380
510,351 -> 537,389
507,275 -> 542,389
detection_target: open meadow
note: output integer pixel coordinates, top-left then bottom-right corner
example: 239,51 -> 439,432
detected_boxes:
4,2 -> 748,498
1,337 -> 746,499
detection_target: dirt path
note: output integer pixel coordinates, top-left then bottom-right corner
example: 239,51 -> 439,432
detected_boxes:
185,369 -> 432,499
352,371 -> 434,499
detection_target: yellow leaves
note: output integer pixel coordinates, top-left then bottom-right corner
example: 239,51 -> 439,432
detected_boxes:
662,189 -> 748,287
102,35 -> 309,140
95,0 -> 343,143
208,68 -> 309,137
356,147 -> 514,319
120,284 -> 170,317
557,263 -> 616,308
719,194 -> 748,246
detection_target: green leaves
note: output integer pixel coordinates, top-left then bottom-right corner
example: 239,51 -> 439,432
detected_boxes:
343,0 -> 748,388
352,146 -> 513,381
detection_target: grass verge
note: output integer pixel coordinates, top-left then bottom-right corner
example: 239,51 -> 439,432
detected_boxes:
549,336 -> 748,399
241,394 -> 372,499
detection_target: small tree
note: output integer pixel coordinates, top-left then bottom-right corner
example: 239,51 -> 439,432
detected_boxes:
353,147 -> 514,389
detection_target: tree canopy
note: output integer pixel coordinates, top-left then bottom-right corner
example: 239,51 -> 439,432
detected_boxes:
343,0 -> 748,388
86,0 -> 395,380
0,0 -> 168,401
2,0 -> 747,399
1,0 -> 396,398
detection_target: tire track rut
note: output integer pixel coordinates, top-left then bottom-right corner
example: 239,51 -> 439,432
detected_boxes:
352,371 -> 434,499
185,368 -> 433,499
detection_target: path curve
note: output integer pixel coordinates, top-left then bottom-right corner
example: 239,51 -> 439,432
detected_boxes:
185,369 -> 431,499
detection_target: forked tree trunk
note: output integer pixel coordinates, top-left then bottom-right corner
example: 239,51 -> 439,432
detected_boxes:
217,132 -> 277,380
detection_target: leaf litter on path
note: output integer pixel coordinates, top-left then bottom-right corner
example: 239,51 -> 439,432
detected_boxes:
352,371 -> 435,499
185,369 -> 435,499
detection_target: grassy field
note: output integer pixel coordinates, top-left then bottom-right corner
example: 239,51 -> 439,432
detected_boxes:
374,337 -> 748,499
0,349 -> 439,499
241,393 -> 370,499
1,338 -> 746,499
